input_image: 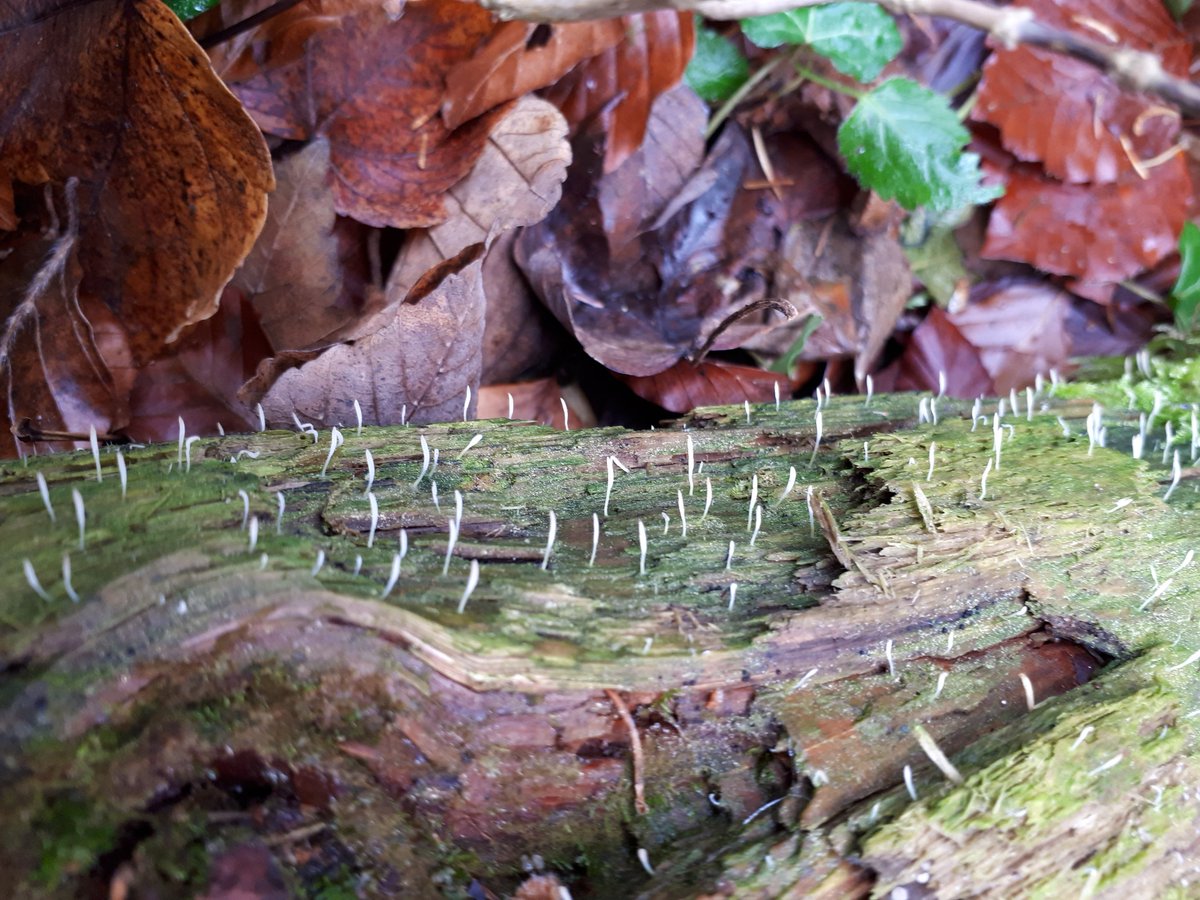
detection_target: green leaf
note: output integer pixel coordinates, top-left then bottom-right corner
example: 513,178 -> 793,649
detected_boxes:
1170,221 -> 1200,333
685,24 -> 750,104
167,0 -> 220,20
837,78 -> 1003,212
741,3 -> 901,82
1165,0 -> 1194,20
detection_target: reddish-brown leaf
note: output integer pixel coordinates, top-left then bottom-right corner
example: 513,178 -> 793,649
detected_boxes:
232,0 -> 500,228
542,12 -> 696,173
0,0 -> 273,365
973,0 -> 1189,185
477,379 -> 596,429
887,306 -> 994,398
442,20 -> 625,129
233,139 -> 376,353
619,360 -> 786,414
983,159 -> 1192,284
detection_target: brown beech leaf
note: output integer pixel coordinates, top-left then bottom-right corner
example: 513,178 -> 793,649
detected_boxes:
886,306 -> 994,398
948,281 -> 1073,394
127,288 -> 268,441
480,233 -> 561,385
983,159 -> 1192,284
517,87 -> 740,378
619,360 -> 787,414
248,244 -> 487,428
442,20 -> 625,129
0,229 -> 128,457
232,0 -> 499,228
477,379 -> 596,429
0,0 -> 273,365
233,139 -> 373,352
973,0 -> 1189,184
389,97 -> 571,299
542,12 -> 695,173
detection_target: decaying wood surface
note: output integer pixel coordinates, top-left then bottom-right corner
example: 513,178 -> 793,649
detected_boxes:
1,391 -> 1197,898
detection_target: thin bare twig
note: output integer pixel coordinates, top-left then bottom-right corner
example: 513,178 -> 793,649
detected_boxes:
605,688 -> 648,815
477,0 -> 1200,120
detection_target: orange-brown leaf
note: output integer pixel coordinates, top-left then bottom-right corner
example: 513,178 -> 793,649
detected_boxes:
620,360 -> 786,414
0,0 -> 273,365
972,0 -> 1189,184
232,0 -> 500,228
442,20 -> 625,129
542,12 -> 696,173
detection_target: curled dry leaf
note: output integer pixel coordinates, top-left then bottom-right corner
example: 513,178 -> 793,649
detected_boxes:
983,159 -> 1192,285
232,0 -> 500,228
233,138 -> 374,353
478,379 -> 596,430
244,98 -> 572,427
249,243 -> 488,428
0,0 -> 273,365
973,0 -> 1189,185
442,20 -> 625,129
886,305 -> 994,398
542,12 -> 696,174
619,360 -> 787,414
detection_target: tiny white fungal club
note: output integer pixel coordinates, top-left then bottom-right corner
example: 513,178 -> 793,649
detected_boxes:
926,442 -> 936,482
431,481 -> 440,511
443,519 -> 459,576
89,424 -> 102,482
1019,672 -> 1037,710
728,582 -> 738,612
185,436 -> 200,473
661,512 -> 670,535
750,504 -> 762,547
541,511 -> 557,570
353,555 -> 362,576
276,491 -> 286,534
1070,724 -> 1095,750
780,466 -> 797,503
686,434 -> 695,496
72,488 -> 86,551
256,402 -> 266,432
865,374 -> 874,407
463,386 -> 471,423
36,471 -> 55,522
320,426 -> 343,477
23,559 -> 51,601
934,671 -> 948,699
62,553 -> 79,602
116,451 -> 127,500
744,400 -> 751,424
725,540 -> 735,571
937,370 -> 946,399
637,519 -> 647,575
458,433 -> 483,458
454,489 -> 464,532
177,416 -> 186,466
903,764 -> 917,800
1164,450 -> 1182,501
811,410 -> 823,464
237,489 -> 250,529
560,396 -> 570,431
914,724 -> 962,784
382,552 -> 402,598
774,381 -> 780,411
677,490 -> 687,538
806,486 -> 815,536
1026,386 -> 1034,421
980,458 -> 992,500
353,399 -> 363,436
458,559 -> 480,613
885,638 -> 896,679
399,528 -> 408,560
248,516 -> 258,553
414,435 -> 430,488
312,549 -> 325,577
604,455 -> 615,517
637,848 -> 654,876
367,492 -> 379,548
702,477 -> 713,522
747,473 -> 758,530
364,449 -> 375,496
507,392 -> 514,419
589,513 -> 600,566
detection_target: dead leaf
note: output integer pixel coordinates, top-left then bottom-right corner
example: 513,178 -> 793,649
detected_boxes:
0,0 -> 273,364
249,243 -> 487,427
389,97 -> 571,299
442,20 -> 625,129
480,233 -> 561,385
127,288 -> 269,440
542,12 -> 695,174
478,379 -> 596,429
885,306 -> 994,398
234,139 -> 374,352
232,0 -> 500,228
619,360 -> 786,414
983,159 -> 1192,284
973,0 -> 1189,185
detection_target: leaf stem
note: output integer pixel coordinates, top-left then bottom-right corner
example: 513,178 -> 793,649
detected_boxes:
705,56 -> 784,140
792,65 -> 864,100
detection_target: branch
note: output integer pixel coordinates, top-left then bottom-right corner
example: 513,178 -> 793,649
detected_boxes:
476,0 -> 1200,119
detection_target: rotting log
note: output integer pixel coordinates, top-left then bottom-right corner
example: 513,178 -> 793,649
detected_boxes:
1,393 -> 1198,898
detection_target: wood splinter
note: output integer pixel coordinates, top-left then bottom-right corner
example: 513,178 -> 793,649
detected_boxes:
605,688 -> 648,815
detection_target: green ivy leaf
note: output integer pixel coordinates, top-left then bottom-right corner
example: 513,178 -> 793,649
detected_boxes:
1165,0 -> 1194,20
741,3 -> 901,82
167,0 -> 220,20
1170,221 -> 1200,333
685,24 -> 750,104
837,78 -> 1002,212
